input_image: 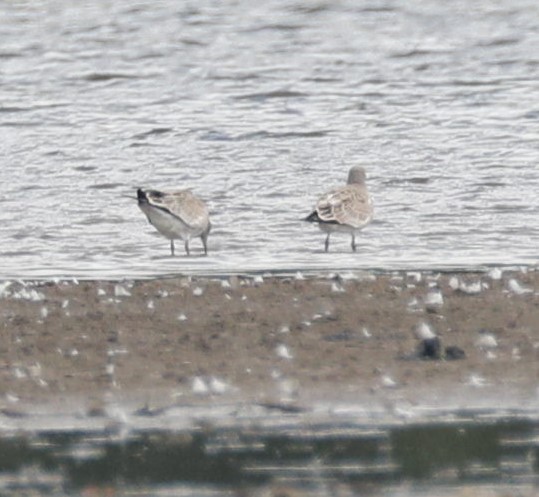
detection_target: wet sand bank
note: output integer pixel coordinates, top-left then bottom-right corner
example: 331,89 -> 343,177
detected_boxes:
0,268 -> 537,416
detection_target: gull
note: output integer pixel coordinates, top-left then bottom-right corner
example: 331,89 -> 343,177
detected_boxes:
304,166 -> 373,252
137,188 -> 211,256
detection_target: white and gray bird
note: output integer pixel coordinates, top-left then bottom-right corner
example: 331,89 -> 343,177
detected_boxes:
304,166 -> 373,252
137,188 -> 211,256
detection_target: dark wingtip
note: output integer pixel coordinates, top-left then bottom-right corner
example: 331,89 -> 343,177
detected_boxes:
303,211 -> 339,225
304,211 -> 320,223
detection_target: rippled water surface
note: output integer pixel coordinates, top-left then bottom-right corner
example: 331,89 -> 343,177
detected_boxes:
1,0 -> 539,278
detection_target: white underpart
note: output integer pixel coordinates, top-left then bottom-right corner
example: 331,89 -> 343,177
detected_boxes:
319,222 -> 369,235
140,203 -> 200,241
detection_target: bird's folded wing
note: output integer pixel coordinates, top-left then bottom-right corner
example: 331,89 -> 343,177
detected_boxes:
157,191 -> 209,230
316,186 -> 371,228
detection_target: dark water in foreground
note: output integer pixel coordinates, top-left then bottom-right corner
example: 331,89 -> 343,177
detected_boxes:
1,0 -> 539,278
0,406 -> 537,496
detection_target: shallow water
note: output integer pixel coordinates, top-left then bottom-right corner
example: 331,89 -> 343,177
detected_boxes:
1,0 -> 539,278
0,404 -> 537,496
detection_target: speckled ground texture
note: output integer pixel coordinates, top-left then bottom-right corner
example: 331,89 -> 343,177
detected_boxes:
0,268 -> 537,414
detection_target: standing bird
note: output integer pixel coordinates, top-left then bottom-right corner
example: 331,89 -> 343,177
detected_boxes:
137,188 -> 211,256
304,166 -> 373,252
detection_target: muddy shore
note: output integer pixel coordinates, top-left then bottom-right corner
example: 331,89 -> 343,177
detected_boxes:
0,269 -> 537,415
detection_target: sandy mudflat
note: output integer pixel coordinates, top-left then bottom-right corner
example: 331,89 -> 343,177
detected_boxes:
0,269 -> 537,414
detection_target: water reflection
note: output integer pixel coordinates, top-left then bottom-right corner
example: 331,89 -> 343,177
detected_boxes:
0,412 -> 536,496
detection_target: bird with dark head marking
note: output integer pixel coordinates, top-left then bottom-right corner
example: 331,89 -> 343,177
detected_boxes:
137,188 -> 211,256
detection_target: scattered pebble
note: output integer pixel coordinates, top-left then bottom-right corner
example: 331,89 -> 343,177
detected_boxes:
192,287 -> 204,297
407,297 -> 421,312
425,290 -> 444,312
27,363 -> 42,378
449,277 -> 460,290
467,374 -> 487,387
0,281 -> 12,298
40,307 -> 48,319
114,285 -> 131,297
105,362 -> 115,377
36,378 -> 48,388
270,369 -> 282,380
414,322 -> 437,340
108,348 -> 128,357
381,375 -> 397,388
418,336 -> 441,360
97,288 -> 106,296
209,377 -> 230,395
507,278 -> 532,295
220,279 -> 231,288
488,268 -> 503,280
331,282 -> 345,293
458,281 -> 483,295
278,325 -> 290,334
12,288 -> 45,301
177,313 -> 187,321
191,376 -> 209,395
338,271 -> 359,281
475,332 -> 498,350
407,271 -> 422,283
12,367 -> 26,379
277,378 -> 299,400
444,346 -> 466,361
362,327 -> 371,338
295,271 -> 304,280
276,344 -> 293,360
413,322 -> 465,361
449,276 -> 488,295
485,350 -> 497,360
253,275 -> 264,285
5,394 -> 19,404
147,300 -> 154,310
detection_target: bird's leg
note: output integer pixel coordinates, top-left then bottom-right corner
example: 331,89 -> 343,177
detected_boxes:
170,240 -> 175,256
324,234 -> 330,253
351,235 -> 357,252
201,233 -> 208,256
184,240 -> 190,256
